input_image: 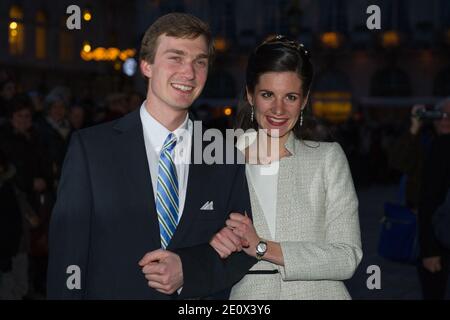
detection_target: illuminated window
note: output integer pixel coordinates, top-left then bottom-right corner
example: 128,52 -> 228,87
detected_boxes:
36,11 -> 47,59
321,32 -> 342,49
59,18 -> 74,62
312,91 -> 352,123
381,31 -> 400,48
9,5 -> 25,56
312,71 -> 352,123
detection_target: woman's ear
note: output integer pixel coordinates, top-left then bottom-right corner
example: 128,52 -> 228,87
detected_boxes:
246,86 -> 254,106
140,60 -> 152,79
301,90 -> 311,110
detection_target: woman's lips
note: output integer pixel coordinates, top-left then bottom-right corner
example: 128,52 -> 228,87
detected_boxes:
266,116 -> 288,127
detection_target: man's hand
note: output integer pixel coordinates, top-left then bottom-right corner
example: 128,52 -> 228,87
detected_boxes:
423,256 -> 442,273
139,249 -> 184,294
226,213 -> 260,258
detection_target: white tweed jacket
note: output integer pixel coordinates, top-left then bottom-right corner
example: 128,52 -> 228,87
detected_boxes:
230,133 -> 363,300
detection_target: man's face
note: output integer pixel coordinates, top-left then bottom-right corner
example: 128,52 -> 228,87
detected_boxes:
11,109 -> 32,133
141,34 -> 209,113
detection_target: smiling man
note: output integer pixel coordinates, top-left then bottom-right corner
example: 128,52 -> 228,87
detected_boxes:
47,13 -> 256,299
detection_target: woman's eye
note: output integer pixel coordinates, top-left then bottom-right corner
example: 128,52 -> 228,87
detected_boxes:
261,92 -> 272,98
287,95 -> 298,101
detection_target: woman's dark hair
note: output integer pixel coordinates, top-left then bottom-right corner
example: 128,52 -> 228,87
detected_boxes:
236,35 -> 316,140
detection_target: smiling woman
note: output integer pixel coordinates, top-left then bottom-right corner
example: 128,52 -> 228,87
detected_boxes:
237,35 -> 314,141
209,35 -> 362,300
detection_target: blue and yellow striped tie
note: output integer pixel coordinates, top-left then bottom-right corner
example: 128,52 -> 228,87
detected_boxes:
156,133 -> 179,249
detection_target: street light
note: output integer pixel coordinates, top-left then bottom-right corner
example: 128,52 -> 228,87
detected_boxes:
82,42 -> 91,53
381,31 -> 400,48
83,10 -> 92,22
320,32 -> 341,49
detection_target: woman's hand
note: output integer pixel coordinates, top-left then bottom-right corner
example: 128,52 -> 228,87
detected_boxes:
210,226 -> 246,259
226,213 -> 260,258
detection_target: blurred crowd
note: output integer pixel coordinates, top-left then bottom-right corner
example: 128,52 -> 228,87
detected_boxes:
0,72 -> 144,299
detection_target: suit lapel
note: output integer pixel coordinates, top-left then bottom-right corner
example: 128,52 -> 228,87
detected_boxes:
113,110 -> 160,246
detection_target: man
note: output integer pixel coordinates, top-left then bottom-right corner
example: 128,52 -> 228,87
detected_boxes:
47,13 -> 256,299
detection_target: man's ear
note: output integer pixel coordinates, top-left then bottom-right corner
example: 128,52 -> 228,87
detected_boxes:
140,60 -> 152,79
246,86 -> 254,106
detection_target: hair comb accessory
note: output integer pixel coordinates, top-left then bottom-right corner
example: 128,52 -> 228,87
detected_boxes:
258,34 -> 310,58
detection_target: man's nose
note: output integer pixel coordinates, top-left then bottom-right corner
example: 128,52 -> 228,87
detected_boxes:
180,62 -> 195,80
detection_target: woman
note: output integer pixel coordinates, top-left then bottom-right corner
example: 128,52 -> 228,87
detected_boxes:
210,35 -> 362,300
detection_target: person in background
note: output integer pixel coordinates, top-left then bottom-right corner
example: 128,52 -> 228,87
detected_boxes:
0,150 -> 26,300
0,94 -> 54,299
418,97 -> 450,300
68,104 -> 87,131
103,93 -> 128,122
0,77 -> 17,125
127,91 -> 145,112
388,104 -> 436,211
35,90 -> 71,187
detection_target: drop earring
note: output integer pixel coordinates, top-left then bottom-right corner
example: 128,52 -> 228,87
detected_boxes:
300,110 -> 303,127
250,106 -> 254,123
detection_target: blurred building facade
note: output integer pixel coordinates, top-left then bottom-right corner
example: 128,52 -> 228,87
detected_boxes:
2,0 -> 450,121
0,0 -> 138,98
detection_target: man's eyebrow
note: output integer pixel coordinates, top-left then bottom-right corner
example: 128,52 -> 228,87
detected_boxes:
163,49 -> 208,59
163,49 -> 186,55
195,53 -> 209,60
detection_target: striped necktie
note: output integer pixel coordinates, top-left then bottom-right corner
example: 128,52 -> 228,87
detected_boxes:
156,133 -> 179,249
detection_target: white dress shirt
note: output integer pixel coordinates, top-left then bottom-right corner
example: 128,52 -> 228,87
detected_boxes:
236,132 -> 278,238
140,102 -> 192,221
246,163 -> 278,239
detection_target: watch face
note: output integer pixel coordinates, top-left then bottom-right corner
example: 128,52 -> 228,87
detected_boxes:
257,242 -> 267,253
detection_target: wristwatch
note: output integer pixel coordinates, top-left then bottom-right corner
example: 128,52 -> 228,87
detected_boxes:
255,240 -> 268,260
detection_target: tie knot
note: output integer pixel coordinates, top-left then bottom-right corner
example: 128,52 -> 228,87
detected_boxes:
162,133 -> 177,153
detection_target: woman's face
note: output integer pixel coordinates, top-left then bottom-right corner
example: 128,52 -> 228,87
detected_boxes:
247,71 -> 305,138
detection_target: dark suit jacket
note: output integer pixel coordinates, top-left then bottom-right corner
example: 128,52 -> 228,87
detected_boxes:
47,109 -> 256,299
419,134 -> 450,258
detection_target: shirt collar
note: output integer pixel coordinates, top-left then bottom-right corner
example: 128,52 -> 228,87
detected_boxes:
140,101 -> 189,152
236,130 -> 297,159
